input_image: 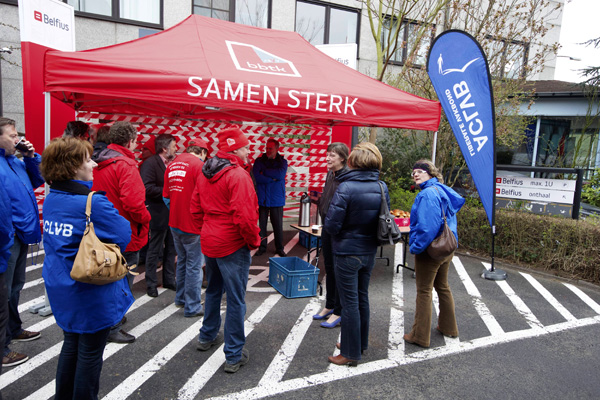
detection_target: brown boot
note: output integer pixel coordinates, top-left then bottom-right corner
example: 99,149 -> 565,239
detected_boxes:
328,354 -> 358,367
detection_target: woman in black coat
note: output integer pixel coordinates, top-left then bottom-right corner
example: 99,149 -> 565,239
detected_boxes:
314,142 -> 349,328
323,142 -> 389,366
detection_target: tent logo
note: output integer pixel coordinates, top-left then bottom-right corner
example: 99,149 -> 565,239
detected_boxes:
34,11 -> 42,22
33,10 -> 70,31
225,41 -> 301,78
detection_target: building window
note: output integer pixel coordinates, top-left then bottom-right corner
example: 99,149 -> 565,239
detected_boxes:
295,1 -> 359,45
193,0 -> 270,28
65,0 -> 162,27
383,17 -> 433,67
487,36 -> 529,79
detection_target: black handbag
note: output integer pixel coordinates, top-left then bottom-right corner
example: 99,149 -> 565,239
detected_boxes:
377,181 -> 402,246
426,187 -> 458,260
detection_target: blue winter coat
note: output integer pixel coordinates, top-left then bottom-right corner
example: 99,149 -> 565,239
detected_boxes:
0,184 -> 13,274
253,153 -> 288,207
0,149 -> 44,244
409,177 -> 465,255
42,180 -> 133,334
324,169 -> 390,255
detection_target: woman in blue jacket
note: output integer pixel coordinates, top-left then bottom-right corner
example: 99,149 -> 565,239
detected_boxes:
40,137 -> 133,400
404,159 -> 465,348
324,142 -> 388,366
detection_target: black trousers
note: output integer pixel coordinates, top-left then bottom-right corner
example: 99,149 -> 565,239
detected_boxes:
145,228 -> 176,289
258,206 -> 284,252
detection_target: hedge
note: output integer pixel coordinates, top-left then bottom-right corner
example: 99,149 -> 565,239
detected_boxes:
389,187 -> 600,284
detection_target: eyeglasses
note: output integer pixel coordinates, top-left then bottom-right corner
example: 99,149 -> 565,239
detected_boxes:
411,169 -> 427,177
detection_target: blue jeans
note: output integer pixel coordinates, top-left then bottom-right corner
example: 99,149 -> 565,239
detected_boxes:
171,229 -> 204,316
199,246 -> 250,364
4,237 -> 27,354
334,253 -> 375,360
55,327 -> 111,400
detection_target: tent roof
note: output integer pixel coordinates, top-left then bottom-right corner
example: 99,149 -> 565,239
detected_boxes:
44,15 -> 441,130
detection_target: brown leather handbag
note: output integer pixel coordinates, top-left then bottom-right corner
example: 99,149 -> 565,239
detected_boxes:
427,187 -> 457,260
71,192 -> 136,285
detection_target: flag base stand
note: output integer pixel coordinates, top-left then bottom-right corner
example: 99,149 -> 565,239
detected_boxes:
482,268 -> 507,281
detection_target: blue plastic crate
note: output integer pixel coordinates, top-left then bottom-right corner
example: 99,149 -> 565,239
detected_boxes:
298,231 -> 321,249
268,257 -> 320,298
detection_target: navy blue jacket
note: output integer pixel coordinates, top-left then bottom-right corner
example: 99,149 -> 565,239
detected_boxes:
324,169 -> 390,255
0,148 -> 44,244
409,177 -> 465,254
253,153 -> 288,207
42,180 -> 133,334
0,184 -> 13,274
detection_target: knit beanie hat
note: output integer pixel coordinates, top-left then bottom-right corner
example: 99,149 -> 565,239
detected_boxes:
217,127 -> 249,153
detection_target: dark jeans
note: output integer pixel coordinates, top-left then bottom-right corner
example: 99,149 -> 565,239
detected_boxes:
145,228 -> 176,289
0,272 -> 8,399
55,327 -> 111,400
4,237 -> 27,354
321,230 -> 341,315
334,252 -> 375,360
199,246 -> 250,364
258,206 -> 284,252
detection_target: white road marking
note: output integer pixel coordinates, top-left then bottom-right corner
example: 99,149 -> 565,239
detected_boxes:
177,294 -> 282,400
247,266 -> 276,293
520,272 -> 576,322
20,290 -> 169,400
452,257 -> 504,335
388,244 -> 405,362
258,296 -> 321,386
563,283 -> 600,314
26,263 -> 43,273
18,296 -> 45,313
23,278 -> 44,290
482,262 -> 543,330
206,314 -> 600,400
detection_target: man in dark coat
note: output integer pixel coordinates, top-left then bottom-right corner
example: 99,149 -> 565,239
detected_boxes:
252,138 -> 288,256
140,134 -> 177,297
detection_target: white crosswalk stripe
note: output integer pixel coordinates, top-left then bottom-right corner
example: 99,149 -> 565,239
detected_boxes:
5,237 -> 600,400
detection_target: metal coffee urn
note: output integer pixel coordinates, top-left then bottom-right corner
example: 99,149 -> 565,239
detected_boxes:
299,193 -> 311,227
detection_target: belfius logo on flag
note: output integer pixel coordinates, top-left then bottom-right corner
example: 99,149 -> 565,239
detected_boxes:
427,30 -> 495,227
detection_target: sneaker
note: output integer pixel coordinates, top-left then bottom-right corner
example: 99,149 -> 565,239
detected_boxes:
2,351 -> 29,367
224,348 -> 249,373
13,330 -> 41,342
196,332 -> 223,351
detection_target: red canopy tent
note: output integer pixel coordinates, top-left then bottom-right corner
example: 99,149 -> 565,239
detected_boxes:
43,14 -> 440,130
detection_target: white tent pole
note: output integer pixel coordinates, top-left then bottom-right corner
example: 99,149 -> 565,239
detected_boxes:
432,131 -> 438,164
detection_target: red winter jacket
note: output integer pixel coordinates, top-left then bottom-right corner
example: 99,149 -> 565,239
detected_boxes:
190,151 -> 261,258
92,144 -> 151,252
163,152 -> 203,234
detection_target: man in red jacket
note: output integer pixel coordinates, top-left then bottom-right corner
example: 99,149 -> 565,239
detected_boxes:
163,140 -> 208,318
190,127 -> 261,374
92,121 -> 151,344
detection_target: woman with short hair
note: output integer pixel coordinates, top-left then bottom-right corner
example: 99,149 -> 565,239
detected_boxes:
40,137 -> 133,400
404,159 -> 465,348
324,142 -> 388,366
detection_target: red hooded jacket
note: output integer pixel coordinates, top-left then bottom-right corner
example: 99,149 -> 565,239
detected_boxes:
163,152 -> 203,234
92,144 -> 151,252
190,151 -> 261,258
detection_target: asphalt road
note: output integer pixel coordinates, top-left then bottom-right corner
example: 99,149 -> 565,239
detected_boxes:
3,231 -> 600,400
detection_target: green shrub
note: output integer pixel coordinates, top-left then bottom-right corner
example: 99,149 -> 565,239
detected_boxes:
387,186 -> 600,284
458,206 -> 600,284
582,168 -> 600,208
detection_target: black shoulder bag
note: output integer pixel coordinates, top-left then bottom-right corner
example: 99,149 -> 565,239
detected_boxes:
377,181 -> 402,246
